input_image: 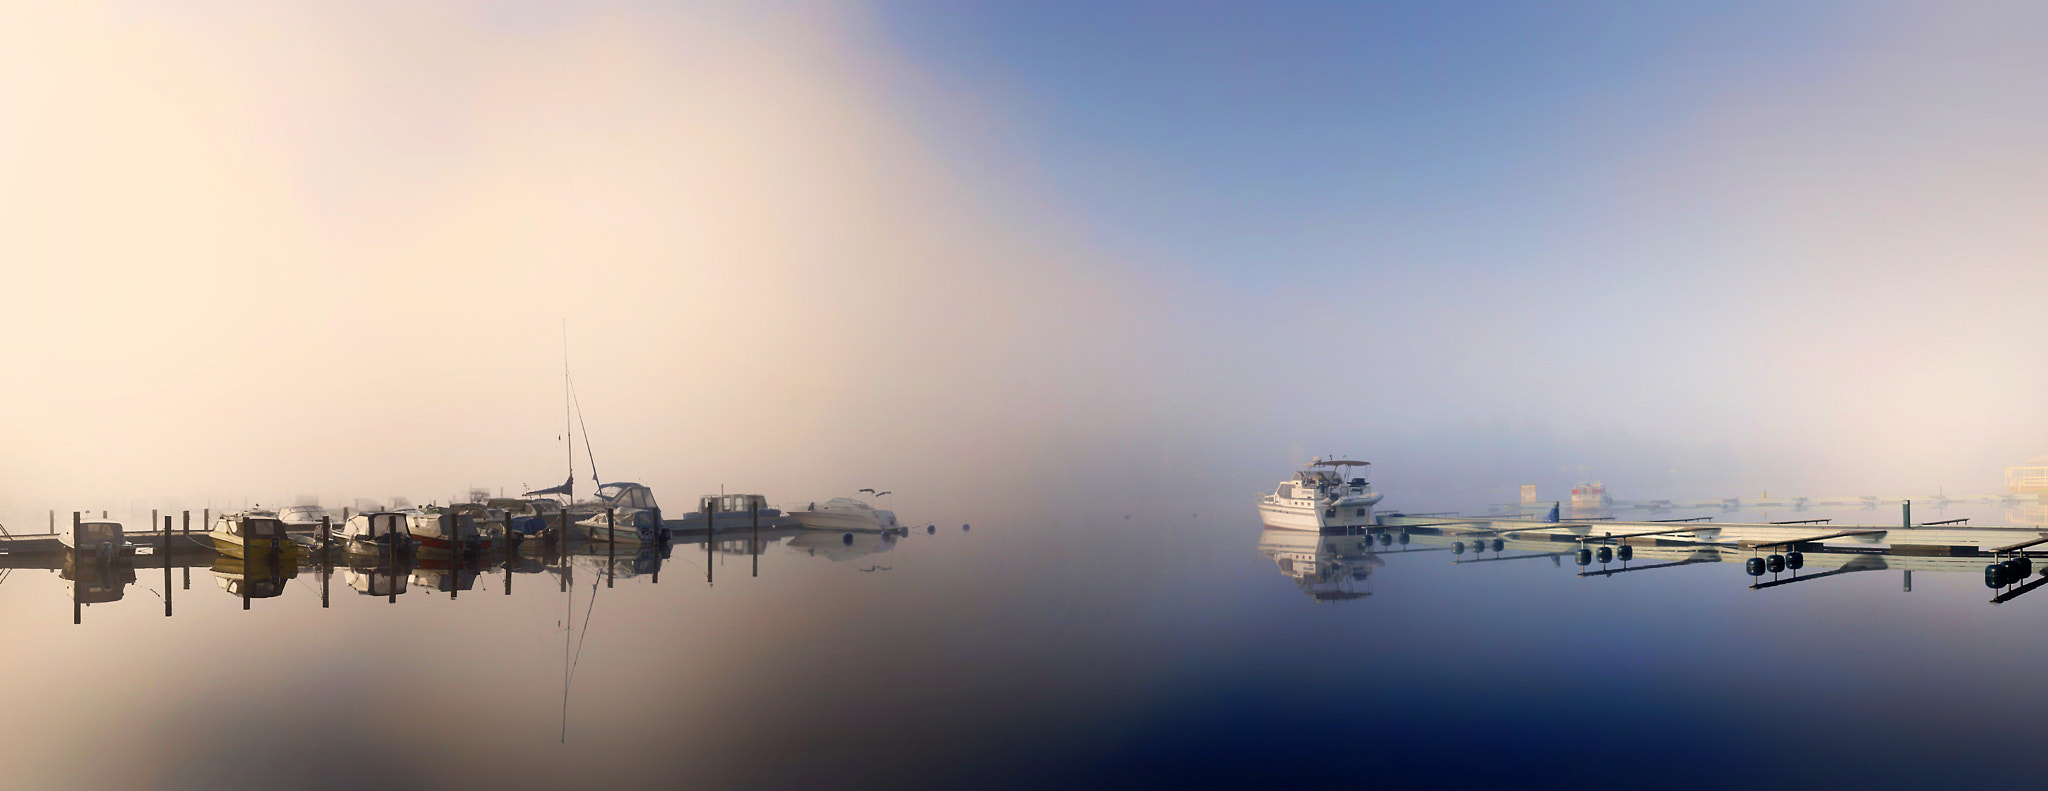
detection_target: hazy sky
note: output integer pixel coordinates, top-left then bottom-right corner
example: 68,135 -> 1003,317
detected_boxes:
4,2 -> 2046,517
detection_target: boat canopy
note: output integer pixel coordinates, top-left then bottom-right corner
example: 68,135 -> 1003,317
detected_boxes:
344,513 -> 409,541
595,482 -> 659,510
1307,459 -> 1371,467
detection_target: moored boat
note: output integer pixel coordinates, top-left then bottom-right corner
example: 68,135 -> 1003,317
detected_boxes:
405,508 -> 490,555
58,517 -> 134,562
335,512 -> 416,557
278,503 -> 335,529
209,510 -> 298,559
1255,458 -> 1383,532
787,497 -> 899,533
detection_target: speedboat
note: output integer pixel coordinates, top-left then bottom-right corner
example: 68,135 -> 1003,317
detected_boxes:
335,512 -> 416,557
571,482 -> 668,543
787,497 -> 899,533
404,508 -> 490,555
58,517 -> 134,563
1255,458 -> 1384,532
277,504 -> 335,529
210,510 -> 298,559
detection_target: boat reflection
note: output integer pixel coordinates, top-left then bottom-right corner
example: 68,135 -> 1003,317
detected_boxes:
786,529 -> 898,566
347,558 -> 412,597
62,555 -> 137,605
212,553 -> 298,599
1256,528 -> 1382,601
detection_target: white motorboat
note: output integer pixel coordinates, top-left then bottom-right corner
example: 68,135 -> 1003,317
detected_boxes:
1255,458 -> 1384,532
571,482 -> 668,543
277,504 -> 335,529
335,512 -> 416,556
404,508 -> 490,555
787,497 -> 899,533
58,517 -> 134,561
209,510 -> 297,559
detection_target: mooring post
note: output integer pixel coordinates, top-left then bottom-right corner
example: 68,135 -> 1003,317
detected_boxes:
1903,570 -> 1913,593
163,515 -> 173,618
321,516 -> 331,609
72,512 -> 82,625
606,507 -> 616,590
181,508 -> 190,590
704,497 -> 716,587
751,499 -> 760,578
48,509 -> 53,533
152,509 -> 158,541
1903,499 -> 1911,529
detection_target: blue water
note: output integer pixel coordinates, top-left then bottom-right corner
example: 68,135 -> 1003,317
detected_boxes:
0,495 -> 2039,789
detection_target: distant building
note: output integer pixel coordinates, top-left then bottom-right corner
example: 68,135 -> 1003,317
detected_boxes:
1520,484 -> 1538,505
2006,456 -> 2048,497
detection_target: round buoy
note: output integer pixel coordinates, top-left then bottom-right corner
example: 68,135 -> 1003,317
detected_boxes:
1746,557 -> 1765,576
1452,541 -> 1466,555
842,532 -> 854,546
1784,551 -> 1803,570
1492,538 -> 1504,553
1766,554 -> 1785,574
1575,548 -> 1592,566
1986,563 -> 2007,589
1616,545 -> 1633,562
1596,546 -> 1613,564
2014,556 -> 2034,580
1397,533 -> 1410,545
927,525 -> 936,535
1377,532 -> 1392,546
962,524 -> 971,532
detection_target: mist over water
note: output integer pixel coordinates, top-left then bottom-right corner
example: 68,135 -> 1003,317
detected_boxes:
6,2 -> 2048,788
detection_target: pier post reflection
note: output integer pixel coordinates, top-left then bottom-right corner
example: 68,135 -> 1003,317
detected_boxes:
162,515 -> 172,618
71,512 -> 80,625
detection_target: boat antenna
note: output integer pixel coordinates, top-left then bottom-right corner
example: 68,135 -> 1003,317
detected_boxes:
563,320 -> 574,502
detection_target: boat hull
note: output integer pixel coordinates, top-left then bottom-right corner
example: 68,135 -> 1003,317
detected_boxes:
787,509 -> 894,532
1256,499 -> 1377,532
208,532 -> 299,560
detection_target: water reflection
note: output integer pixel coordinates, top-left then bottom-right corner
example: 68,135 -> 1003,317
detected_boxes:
7,514 -> 942,624
211,554 -> 297,599
1254,529 -> 1381,601
1264,510 -> 2048,605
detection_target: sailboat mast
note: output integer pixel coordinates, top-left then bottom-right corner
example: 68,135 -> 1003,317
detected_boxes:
564,321 -> 574,502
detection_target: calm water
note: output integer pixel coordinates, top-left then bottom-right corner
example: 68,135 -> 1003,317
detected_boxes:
2,493 -> 2043,790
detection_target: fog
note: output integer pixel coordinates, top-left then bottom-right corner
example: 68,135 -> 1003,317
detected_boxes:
4,2 -> 2046,522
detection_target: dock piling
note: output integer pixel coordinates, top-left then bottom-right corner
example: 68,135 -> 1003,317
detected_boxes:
606,508 -> 615,590
752,499 -> 760,578
163,515 -> 172,618
72,513 -> 81,625
321,516 -> 331,609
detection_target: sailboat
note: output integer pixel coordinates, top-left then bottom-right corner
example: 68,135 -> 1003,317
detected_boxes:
524,325 -> 669,546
